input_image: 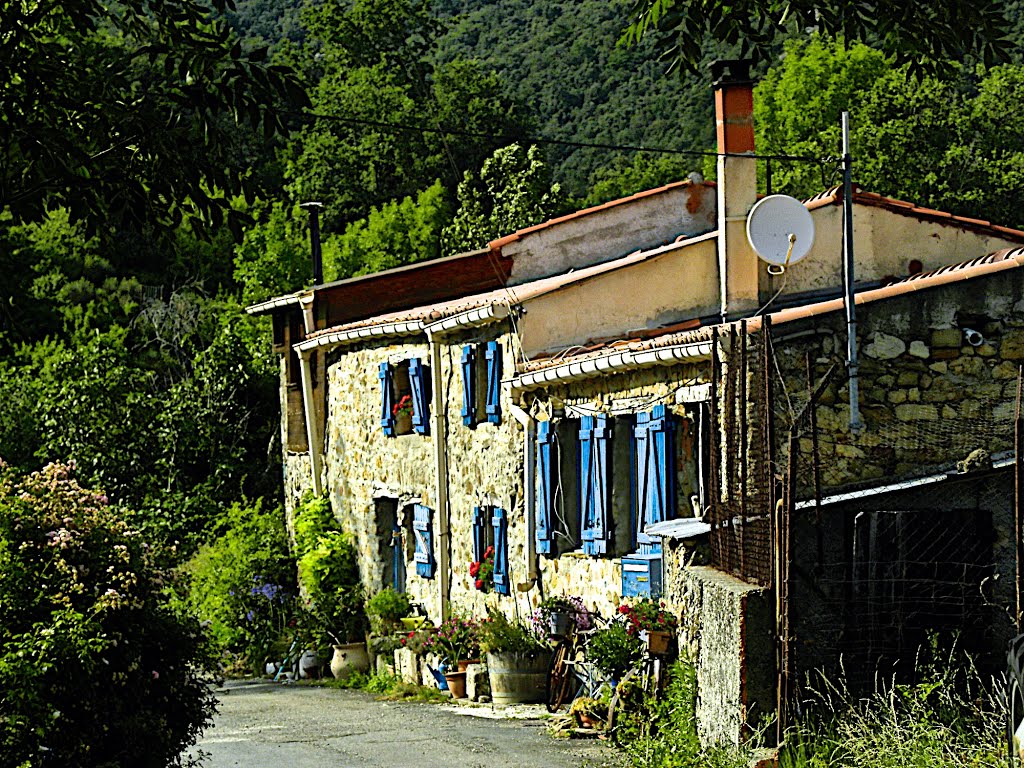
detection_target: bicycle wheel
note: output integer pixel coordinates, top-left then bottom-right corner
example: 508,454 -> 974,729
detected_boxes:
546,640 -> 572,713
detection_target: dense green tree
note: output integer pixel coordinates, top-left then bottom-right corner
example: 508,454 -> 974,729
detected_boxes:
755,37 -> 1024,228
623,0 -> 1014,77
444,145 -> 565,254
0,0 -> 307,235
284,0 -> 529,227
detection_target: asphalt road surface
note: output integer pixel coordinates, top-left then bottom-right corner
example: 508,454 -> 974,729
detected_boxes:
192,680 -> 626,768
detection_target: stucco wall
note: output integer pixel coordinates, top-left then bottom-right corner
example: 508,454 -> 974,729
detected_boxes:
777,204 -> 1024,300
519,237 -> 719,358
506,183 -> 716,286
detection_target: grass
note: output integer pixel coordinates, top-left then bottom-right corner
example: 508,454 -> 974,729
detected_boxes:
779,650 -> 1006,768
308,670 -> 450,702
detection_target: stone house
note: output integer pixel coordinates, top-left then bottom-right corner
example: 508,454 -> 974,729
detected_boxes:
249,60 -> 1024,745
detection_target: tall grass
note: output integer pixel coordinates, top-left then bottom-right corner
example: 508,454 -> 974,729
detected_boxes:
780,646 -> 1007,768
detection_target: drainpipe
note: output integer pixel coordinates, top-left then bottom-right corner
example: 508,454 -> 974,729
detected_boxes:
297,348 -> 323,496
841,112 -> 865,432
509,403 -> 538,586
425,329 -> 452,622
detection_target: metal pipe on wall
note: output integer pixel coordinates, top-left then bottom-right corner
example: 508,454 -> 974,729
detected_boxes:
842,112 -> 865,432
298,349 -> 323,497
426,330 -> 452,622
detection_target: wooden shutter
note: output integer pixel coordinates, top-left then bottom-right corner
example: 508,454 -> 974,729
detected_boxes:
461,345 -> 476,427
587,414 -> 611,556
413,504 -> 435,579
536,421 -> 555,555
484,341 -> 502,425
579,416 -> 595,551
645,405 -> 674,554
633,411 -> 652,548
379,362 -> 395,436
409,357 -> 430,435
472,506 -> 489,562
492,507 -> 509,595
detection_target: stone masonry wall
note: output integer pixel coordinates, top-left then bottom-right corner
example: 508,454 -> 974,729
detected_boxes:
772,270 -> 1024,489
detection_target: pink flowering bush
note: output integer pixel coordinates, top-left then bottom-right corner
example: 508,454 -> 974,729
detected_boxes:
0,461 -> 217,767
420,616 -> 480,663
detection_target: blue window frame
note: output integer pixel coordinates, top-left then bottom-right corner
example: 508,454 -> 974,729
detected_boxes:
412,504 -> 435,579
379,362 -> 395,436
633,405 -> 675,554
535,421 -> 556,555
461,345 -> 477,427
484,341 -> 502,425
491,506 -> 509,595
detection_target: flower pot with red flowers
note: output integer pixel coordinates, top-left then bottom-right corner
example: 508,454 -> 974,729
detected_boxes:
616,599 -> 678,658
470,546 -> 495,593
393,394 -> 413,434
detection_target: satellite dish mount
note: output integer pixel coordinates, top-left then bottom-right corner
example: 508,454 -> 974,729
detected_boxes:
746,195 -> 815,276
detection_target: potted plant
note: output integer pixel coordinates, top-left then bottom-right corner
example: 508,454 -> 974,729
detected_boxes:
469,546 -> 495,592
587,623 -> 642,681
569,696 -> 608,730
477,610 -> 551,704
421,616 -> 479,699
365,587 -> 413,635
530,595 -> 592,640
617,599 -> 678,657
393,394 -> 414,433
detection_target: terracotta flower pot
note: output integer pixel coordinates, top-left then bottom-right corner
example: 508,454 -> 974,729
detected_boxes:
444,671 -> 468,699
457,658 -> 480,673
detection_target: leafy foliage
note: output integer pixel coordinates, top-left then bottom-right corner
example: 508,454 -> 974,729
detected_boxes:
0,0 -> 308,235
755,36 -> 1024,228
180,498 -> 296,667
622,0 -> 1014,79
0,462 -> 217,767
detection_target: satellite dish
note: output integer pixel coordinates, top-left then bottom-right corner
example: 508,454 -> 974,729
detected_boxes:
746,195 -> 815,272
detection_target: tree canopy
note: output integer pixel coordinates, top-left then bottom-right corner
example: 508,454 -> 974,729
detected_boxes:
622,0 -> 1016,77
0,0 -> 307,235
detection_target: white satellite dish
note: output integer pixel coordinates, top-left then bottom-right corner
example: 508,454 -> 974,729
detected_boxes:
746,194 -> 815,272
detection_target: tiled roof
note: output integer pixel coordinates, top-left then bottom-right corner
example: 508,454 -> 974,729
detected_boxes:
805,186 -> 1024,242
488,178 -> 715,253
516,247 -> 1024,375
302,233 -> 715,342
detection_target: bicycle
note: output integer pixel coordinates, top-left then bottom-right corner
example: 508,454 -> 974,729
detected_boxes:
545,612 -> 614,713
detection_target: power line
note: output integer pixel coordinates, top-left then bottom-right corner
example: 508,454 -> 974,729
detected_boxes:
277,108 -> 825,165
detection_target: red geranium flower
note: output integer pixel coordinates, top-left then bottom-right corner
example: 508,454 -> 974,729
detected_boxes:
475,579 -> 484,590
470,561 -> 480,577
484,545 -> 494,558
618,605 -> 630,614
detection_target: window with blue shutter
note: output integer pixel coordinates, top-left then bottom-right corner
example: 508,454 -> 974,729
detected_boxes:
589,415 -> 611,555
484,341 -> 502,425
580,415 -> 612,556
633,411 -> 651,550
535,421 -> 556,555
633,406 -> 675,554
472,506 -> 489,562
579,416 -> 594,550
379,362 -> 395,436
408,357 -> 430,435
492,507 -> 509,595
412,504 -> 435,579
461,345 -> 476,427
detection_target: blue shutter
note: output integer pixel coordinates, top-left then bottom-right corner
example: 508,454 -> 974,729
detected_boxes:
492,507 -> 509,595
379,362 -> 395,436
485,341 -> 502,425
461,345 -> 476,427
535,421 -> 555,555
409,358 -> 430,435
413,504 -> 435,579
633,411 -> 652,548
472,506 -> 489,562
586,415 -> 612,556
579,417 -> 595,551
644,406 -> 675,554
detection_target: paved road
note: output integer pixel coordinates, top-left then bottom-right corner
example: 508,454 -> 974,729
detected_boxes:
192,680 -> 626,768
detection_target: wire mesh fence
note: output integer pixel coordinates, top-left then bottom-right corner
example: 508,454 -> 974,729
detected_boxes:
710,321 -> 1022,709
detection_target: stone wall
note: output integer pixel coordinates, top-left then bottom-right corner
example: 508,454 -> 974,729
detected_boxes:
772,269 -> 1024,489
669,566 -> 773,747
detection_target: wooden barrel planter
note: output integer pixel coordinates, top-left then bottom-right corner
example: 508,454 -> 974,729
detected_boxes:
486,651 -> 551,705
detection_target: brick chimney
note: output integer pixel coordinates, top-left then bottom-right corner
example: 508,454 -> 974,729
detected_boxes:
712,59 -> 760,319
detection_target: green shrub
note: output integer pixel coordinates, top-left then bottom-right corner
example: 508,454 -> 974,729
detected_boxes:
180,497 -> 296,671
477,609 -> 548,655
588,623 -> 643,680
293,494 -> 366,647
0,461 -> 217,767
366,587 -> 413,630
